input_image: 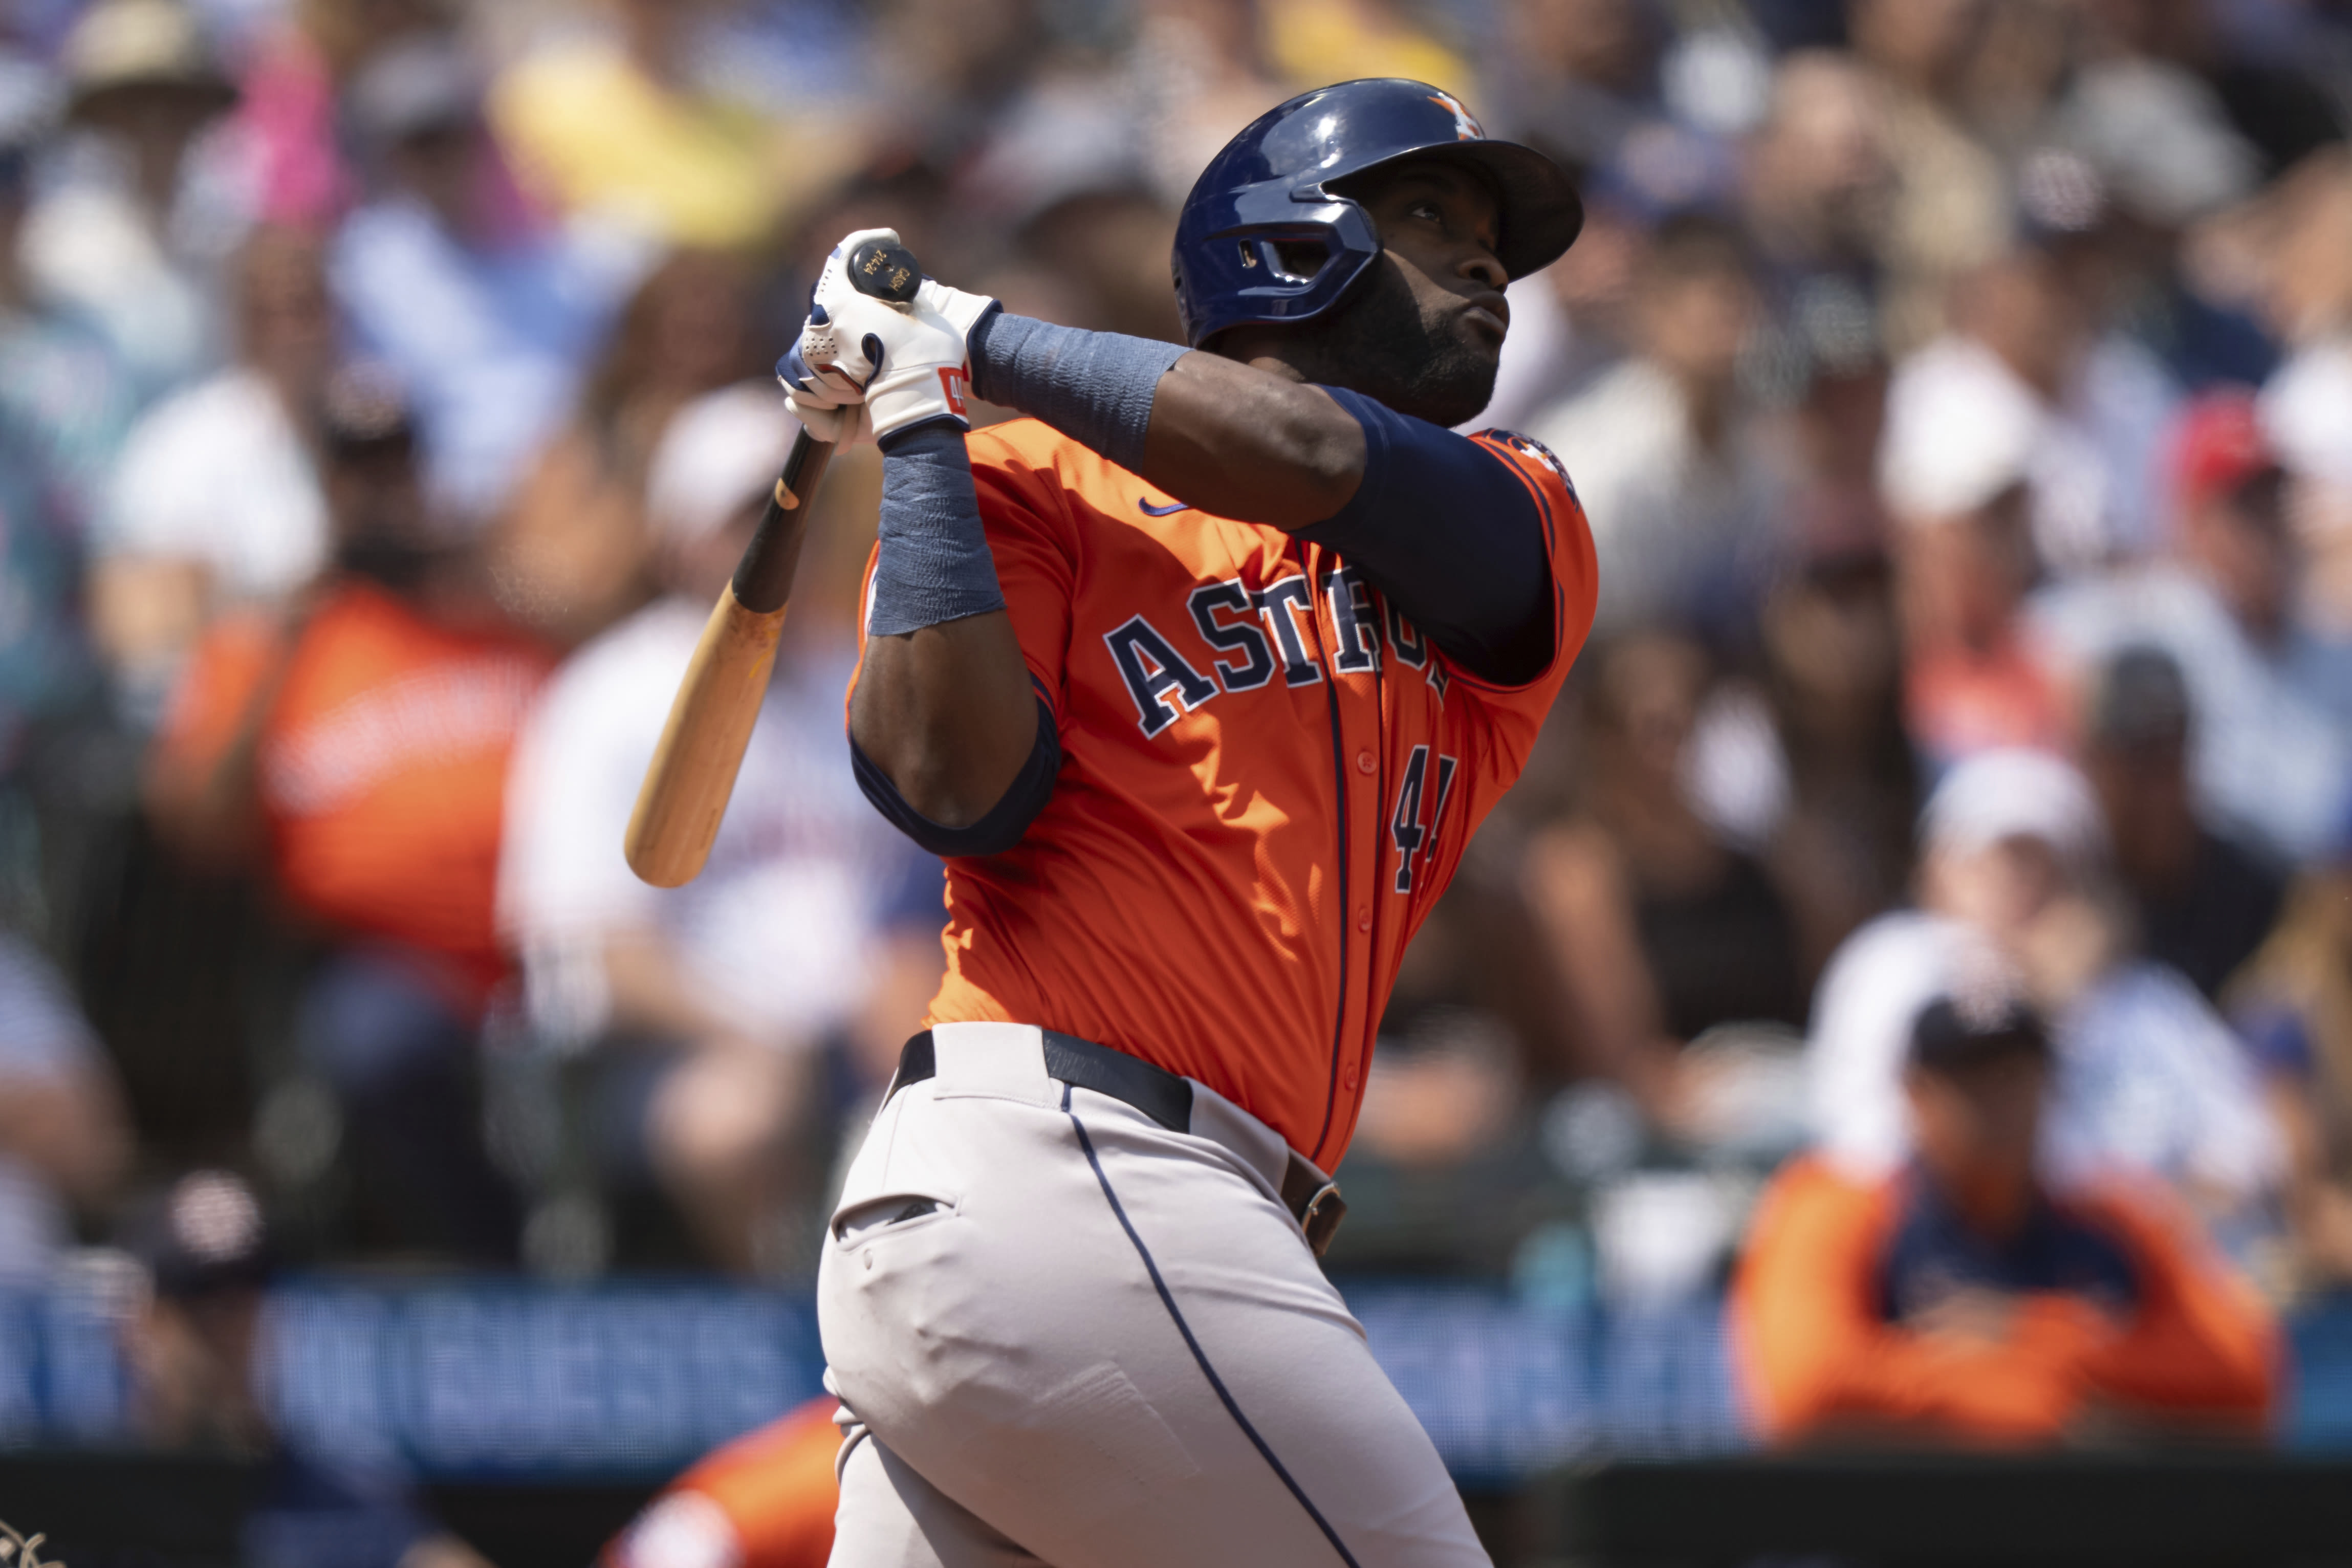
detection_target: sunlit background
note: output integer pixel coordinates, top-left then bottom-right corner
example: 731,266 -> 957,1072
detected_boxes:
0,0 -> 2350,1562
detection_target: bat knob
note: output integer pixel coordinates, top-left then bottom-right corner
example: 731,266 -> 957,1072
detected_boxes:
848,240 -> 924,306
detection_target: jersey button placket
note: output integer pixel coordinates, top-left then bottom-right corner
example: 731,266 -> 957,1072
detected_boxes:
1355,748 -> 1376,775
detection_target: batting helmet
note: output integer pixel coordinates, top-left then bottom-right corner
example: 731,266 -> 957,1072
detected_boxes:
1172,79 -> 1583,349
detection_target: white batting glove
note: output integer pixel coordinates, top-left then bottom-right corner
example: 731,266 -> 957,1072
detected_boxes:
785,228 -> 999,442
782,391 -> 872,447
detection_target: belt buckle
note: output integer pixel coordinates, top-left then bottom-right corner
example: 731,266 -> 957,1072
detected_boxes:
1299,1181 -> 1346,1259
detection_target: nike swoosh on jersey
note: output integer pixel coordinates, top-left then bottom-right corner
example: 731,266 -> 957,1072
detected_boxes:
1138,498 -> 1192,516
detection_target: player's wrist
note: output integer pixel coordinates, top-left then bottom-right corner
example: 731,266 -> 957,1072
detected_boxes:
966,312 -> 1185,473
867,422 -> 1003,637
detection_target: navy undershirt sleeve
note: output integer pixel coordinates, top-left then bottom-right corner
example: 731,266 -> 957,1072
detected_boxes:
1294,386 -> 1554,685
850,685 -> 1061,857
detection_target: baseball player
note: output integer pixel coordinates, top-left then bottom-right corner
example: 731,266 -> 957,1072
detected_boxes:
780,80 -> 1596,1567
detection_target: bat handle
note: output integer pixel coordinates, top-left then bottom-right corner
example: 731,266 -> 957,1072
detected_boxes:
735,428 -> 833,615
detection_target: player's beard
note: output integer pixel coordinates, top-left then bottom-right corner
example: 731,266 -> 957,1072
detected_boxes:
1281,257 -> 1500,428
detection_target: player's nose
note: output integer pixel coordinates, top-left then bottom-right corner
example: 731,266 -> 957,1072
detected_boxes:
1455,244 -> 1507,294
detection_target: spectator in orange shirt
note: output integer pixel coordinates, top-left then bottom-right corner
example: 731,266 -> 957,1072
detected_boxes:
1734,993 -> 2278,1447
602,1396 -> 841,1568
147,367 -> 550,1261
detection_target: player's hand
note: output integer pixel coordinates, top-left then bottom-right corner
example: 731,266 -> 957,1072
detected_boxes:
790,228 -> 998,442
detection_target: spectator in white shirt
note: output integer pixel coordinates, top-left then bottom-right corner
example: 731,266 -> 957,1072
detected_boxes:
1883,242 -> 2177,578
499,385 -> 939,1274
1807,749 -> 2284,1246
88,225 -> 336,723
2032,390 -> 2352,864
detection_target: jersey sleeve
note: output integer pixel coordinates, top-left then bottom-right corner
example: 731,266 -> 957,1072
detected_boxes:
967,428 -> 1082,721
1441,430 -> 1599,788
2078,1184 -> 2279,1428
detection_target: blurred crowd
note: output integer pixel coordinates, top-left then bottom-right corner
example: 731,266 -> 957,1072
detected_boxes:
0,0 -> 2343,1468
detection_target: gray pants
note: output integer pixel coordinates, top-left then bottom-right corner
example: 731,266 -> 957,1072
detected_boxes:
819,1022 -> 1488,1568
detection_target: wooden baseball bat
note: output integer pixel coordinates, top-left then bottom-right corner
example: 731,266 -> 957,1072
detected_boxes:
623,235 -> 926,887
623,428 -> 832,887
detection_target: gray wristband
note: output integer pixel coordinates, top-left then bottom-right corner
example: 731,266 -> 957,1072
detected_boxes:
968,312 -> 1185,473
867,424 -> 1006,637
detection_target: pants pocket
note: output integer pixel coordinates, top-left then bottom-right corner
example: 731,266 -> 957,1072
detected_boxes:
831,1191 -> 957,1248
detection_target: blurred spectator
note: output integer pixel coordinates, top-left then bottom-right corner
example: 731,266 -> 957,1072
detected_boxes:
1264,0 -> 1469,97
232,0 -> 455,228
491,247 -> 763,646
2043,44 -> 2276,393
146,370 -> 549,1261
1524,633 -> 1805,1130
1885,242 -> 2177,580
1011,190 -> 1186,345
332,34 -> 643,523
2078,645 -> 2284,1004
2072,0 -> 2344,184
1125,0 -> 1288,211
0,930 -> 128,1282
602,1395 -> 841,1568
1740,50 -> 1892,310
491,0 -> 828,251
21,0 -> 244,397
500,386 -> 939,1273
2248,150 -> 2352,504
120,1170 -> 493,1567
1880,350 -> 2064,767
90,225 -> 336,724
1483,0 -> 1659,173
1730,515 -> 1920,973
1531,214 -> 1781,637
1738,993 -> 2278,1446
1809,749 -> 2283,1239
2230,821 -> 2352,1292
1841,0 -> 2011,353
2244,150 -> 2352,637
2032,389 -> 2352,863
1477,191 -> 1645,433
0,57 -> 137,757
865,0 -> 1054,179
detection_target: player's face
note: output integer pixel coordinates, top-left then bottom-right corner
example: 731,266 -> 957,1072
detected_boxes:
1357,162 -> 1510,350
1275,161 -> 1512,427
1905,1051 -> 2047,1236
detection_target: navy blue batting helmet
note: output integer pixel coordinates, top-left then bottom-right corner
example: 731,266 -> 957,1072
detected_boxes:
1172,79 -> 1583,349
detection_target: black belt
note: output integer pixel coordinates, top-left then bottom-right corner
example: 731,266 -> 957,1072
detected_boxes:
889,1029 -> 1348,1256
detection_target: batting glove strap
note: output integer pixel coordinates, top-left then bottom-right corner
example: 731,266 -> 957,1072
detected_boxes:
867,422 -> 1005,638
967,313 -> 1186,474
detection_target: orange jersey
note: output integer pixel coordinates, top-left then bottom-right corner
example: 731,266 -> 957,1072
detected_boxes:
1731,1157 -> 2278,1445
603,1397 -> 842,1568
160,583 -> 551,1005
859,418 -> 1596,1168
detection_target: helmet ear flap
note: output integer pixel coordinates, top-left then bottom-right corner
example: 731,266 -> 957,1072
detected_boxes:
1173,192 -> 1382,345
1236,236 -> 1332,286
